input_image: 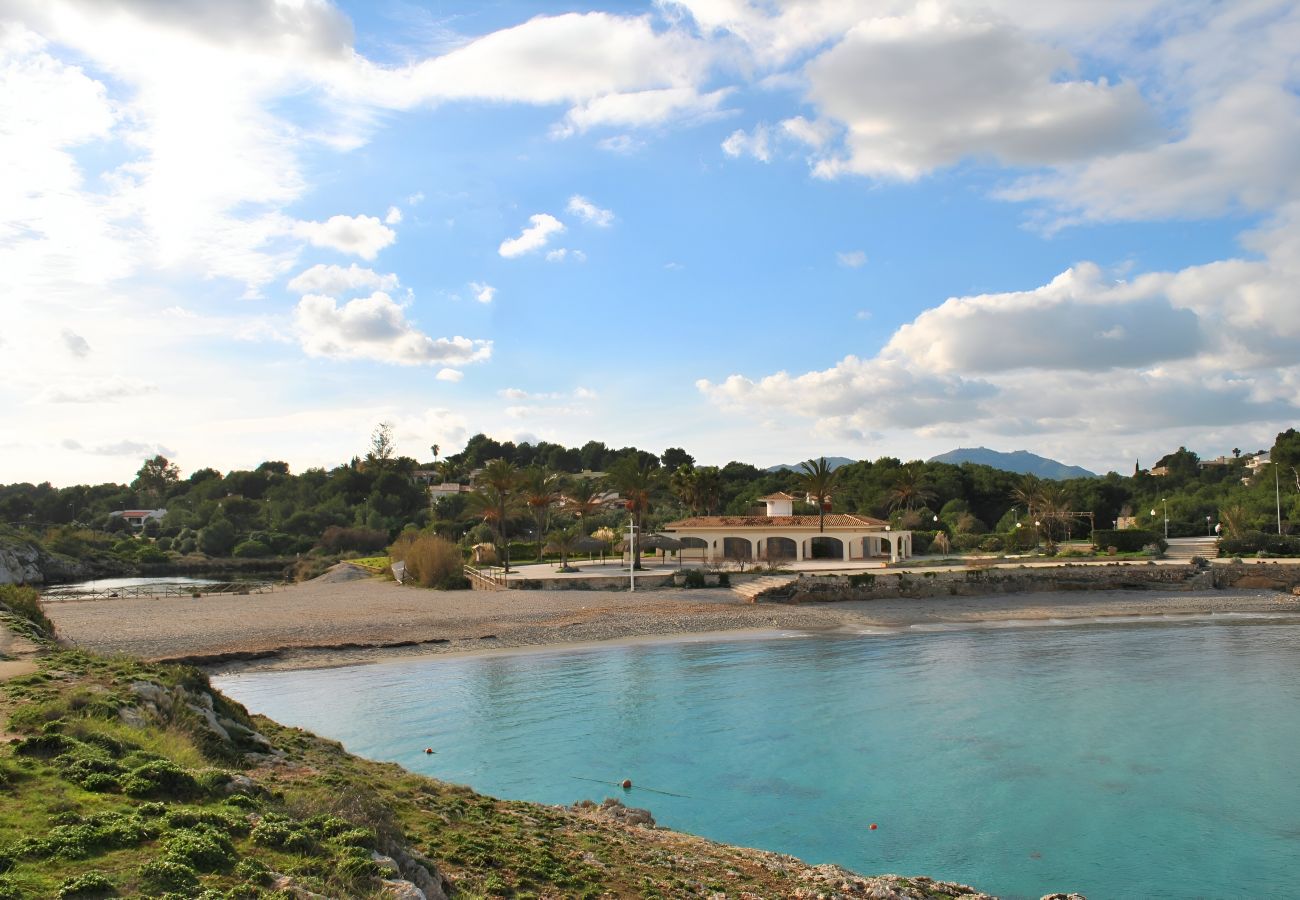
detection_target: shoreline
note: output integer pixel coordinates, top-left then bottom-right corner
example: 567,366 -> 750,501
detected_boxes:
40,575 -> 1300,675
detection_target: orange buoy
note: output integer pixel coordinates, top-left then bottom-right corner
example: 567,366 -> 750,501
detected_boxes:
621,778 -> 632,789
424,748 -> 434,754
869,823 -> 878,830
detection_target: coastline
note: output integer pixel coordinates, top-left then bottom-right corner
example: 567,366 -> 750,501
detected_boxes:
42,575 -> 1300,675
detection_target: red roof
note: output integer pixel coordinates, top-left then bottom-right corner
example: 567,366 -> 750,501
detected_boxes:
665,514 -> 888,530
758,491 -> 798,501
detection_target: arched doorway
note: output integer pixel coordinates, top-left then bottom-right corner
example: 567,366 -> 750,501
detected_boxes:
723,537 -> 752,561
679,536 -> 707,562
809,535 -> 844,559
765,536 -> 797,560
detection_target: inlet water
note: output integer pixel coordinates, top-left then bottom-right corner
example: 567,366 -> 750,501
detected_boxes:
214,619 -> 1300,899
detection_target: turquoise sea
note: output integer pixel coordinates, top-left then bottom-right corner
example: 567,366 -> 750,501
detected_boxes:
213,616 -> 1300,899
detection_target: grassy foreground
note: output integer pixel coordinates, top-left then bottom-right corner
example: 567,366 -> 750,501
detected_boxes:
0,587 -> 994,900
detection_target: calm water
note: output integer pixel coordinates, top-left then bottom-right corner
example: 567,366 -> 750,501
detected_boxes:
214,618 -> 1300,899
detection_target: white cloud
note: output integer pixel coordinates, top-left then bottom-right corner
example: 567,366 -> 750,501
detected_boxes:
553,86 -> 731,136
469,281 -> 496,303
43,377 -> 158,404
721,124 -> 772,162
384,205 -> 403,225
803,11 -> 1158,180
406,191 -> 425,205
499,213 -> 565,258
781,116 -> 834,149
62,438 -> 175,458
566,195 -> 614,227
436,368 -> 463,382
545,248 -> 586,263
597,134 -> 643,153
61,329 -> 90,358
293,214 -> 396,260
287,263 -> 399,296
294,291 -> 491,366
837,250 -> 867,268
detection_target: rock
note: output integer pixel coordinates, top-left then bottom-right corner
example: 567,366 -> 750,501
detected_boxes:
388,846 -> 452,900
371,851 -> 402,877
0,538 -> 47,585
574,797 -> 656,828
270,874 -> 329,899
1041,894 -> 1087,900
380,879 -> 427,900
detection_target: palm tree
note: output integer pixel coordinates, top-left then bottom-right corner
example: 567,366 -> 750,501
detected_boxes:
521,466 -> 563,562
797,457 -> 840,532
608,456 -> 660,569
546,525 -> 582,572
888,464 -> 935,514
1219,503 -> 1249,539
562,478 -> 607,525
469,459 -> 520,570
1011,478 -> 1069,550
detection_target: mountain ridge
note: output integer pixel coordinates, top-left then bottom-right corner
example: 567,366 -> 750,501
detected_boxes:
928,447 -> 1097,479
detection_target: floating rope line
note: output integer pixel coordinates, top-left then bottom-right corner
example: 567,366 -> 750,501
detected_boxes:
570,775 -> 691,799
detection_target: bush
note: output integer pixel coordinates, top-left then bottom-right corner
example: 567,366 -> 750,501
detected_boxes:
1218,531 -> 1300,557
121,759 -> 201,799
0,584 -> 54,638
389,533 -> 465,589
138,859 -> 199,894
198,518 -> 237,556
717,572 -> 730,587
1092,529 -> 1163,553
163,826 -> 236,872
231,539 -> 269,559
57,872 -> 116,898
978,536 -> 1003,552
682,569 -> 706,588
318,526 -> 388,554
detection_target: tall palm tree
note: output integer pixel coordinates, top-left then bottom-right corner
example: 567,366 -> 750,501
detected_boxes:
470,459 -> 520,570
521,466 -> 563,562
797,457 -> 840,532
1219,503 -> 1249,539
888,464 -> 935,514
562,478 -> 607,525
608,456 -> 660,569
1011,478 -> 1069,550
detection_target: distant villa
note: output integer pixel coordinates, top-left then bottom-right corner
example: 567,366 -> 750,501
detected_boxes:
665,492 -> 914,563
108,509 -> 167,528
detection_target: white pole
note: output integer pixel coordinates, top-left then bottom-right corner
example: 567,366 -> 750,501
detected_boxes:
1277,465 -> 1283,535
628,516 -> 636,592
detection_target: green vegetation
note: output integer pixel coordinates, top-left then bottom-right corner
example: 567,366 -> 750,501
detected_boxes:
4,428 -> 1300,583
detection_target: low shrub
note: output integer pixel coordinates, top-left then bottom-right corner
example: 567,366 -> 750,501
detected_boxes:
681,569 -> 706,588
1092,529 -> 1164,553
1218,531 -> 1300,557
717,572 -> 731,587
57,871 -> 116,898
163,826 -> 237,872
0,584 -> 53,639
231,539 -> 269,559
138,859 -> 200,894
389,533 -> 465,589
121,759 -> 201,800
250,814 -> 319,854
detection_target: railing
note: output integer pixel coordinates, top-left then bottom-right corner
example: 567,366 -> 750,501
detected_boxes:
40,581 -> 279,602
463,565 -> 509,590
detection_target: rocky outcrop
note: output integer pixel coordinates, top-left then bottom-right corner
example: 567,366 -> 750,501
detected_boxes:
0,536 -> 47,585
573,796 -> 657,827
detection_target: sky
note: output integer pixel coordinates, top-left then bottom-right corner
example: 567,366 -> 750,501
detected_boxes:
3,0 -> 1300,486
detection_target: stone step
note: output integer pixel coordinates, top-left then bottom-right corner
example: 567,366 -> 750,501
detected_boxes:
1163,538 -> 1218,560
731,574 -> 799,603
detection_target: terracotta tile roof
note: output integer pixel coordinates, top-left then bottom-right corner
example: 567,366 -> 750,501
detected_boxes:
665,514 -> 889,529
758,491 -> 798,501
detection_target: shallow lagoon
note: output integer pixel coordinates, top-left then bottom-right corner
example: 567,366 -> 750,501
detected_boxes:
215,616 -> 1300,899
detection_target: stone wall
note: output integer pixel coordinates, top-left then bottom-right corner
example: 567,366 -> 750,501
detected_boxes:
509,572 -> 678,591
762,562 -> 1300,604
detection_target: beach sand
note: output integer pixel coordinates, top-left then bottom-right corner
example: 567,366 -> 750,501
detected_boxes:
41,575 -> 1300,674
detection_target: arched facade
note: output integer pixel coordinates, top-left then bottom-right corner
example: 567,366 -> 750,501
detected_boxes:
664,514 -> 913,564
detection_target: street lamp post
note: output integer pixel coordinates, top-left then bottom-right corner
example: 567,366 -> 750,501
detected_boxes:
1206,515 -> 1212,537
1150,498 -> 1168,540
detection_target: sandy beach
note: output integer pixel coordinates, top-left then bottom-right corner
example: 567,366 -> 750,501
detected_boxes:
41,572 -> 1300,674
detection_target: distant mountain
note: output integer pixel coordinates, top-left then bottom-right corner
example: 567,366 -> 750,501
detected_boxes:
928,447 -> 1097,480
765,456 -> 856,473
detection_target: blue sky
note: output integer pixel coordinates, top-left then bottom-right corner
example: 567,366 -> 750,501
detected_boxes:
4,0 -> 1299,485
